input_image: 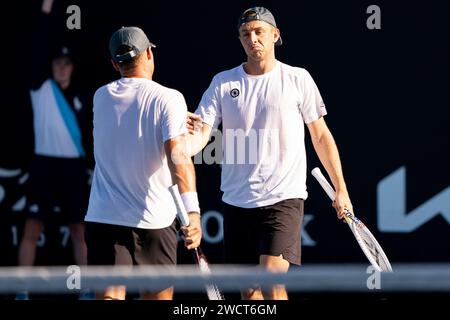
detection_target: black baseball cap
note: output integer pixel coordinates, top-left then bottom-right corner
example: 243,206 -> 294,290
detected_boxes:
237,7 -> 282,46
51,46 -> 73,62
109,26 -> 156,63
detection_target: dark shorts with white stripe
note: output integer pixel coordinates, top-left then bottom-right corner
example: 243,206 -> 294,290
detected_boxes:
223,198 -> 304,266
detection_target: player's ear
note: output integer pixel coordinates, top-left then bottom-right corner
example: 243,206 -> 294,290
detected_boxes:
273,28 -> 280,43
146,47 -> 153,60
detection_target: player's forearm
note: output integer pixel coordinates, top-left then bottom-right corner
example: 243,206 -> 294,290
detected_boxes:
311,130 -> 348,193
169,159 -> 200,216
170,161 -> 197,194
186,124 -> 212,156
165,136 -> 198,193
186,131 -> 208,156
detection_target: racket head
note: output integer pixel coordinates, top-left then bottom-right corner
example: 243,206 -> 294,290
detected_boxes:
205,284 -> 225,300
345,212 -> 393,272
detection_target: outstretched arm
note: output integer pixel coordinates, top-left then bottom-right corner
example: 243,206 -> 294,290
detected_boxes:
31,0 -> 55,89
307,117 -> 353,219
185,112 -> 213,157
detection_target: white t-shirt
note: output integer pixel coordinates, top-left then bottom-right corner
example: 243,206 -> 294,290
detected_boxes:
196,61 -> 327,208
30,79 -> 83,158
85,77 -> 187,228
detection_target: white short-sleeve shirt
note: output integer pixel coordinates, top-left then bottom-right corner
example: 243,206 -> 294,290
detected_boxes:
85,77 -> 187,228
196,61 -> 327,208
30,79 -> 83,157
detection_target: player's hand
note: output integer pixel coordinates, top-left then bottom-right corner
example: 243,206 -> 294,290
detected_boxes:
181,212 -> 202,249
332,189 -> 353,220
186,112 -> 203,135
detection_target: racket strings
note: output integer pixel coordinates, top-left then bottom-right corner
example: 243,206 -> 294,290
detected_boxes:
357,228 -> 380,263
353,222 -> 392,271
206,284 -> 225,300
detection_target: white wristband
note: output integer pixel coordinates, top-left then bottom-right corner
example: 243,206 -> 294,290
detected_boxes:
181,192 -> 200,214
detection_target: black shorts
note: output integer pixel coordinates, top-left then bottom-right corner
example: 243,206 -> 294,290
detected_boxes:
85,220 -> 178,266
223,198 -> 304,266
26,155 -> 89,224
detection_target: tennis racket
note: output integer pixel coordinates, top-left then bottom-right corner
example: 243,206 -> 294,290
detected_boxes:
168,185 -> 225,300
311,167 -> 393,272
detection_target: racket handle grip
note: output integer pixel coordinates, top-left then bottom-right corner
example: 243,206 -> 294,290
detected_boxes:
169,184 -> 190,227
311,167 -> 336,200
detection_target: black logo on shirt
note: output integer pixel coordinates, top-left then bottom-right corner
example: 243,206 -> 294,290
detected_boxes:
230,88 -> 240,98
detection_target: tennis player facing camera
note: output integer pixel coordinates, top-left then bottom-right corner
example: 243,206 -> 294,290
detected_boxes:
84,26 -> 202,300
187,7 -> 353,300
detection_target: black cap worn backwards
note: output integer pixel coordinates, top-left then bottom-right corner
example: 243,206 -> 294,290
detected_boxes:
109,26 -> 156,63
237,7 -> 282,46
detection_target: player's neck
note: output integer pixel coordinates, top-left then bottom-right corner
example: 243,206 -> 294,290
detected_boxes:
121,68 -> 153,80
244,57 -> 277,75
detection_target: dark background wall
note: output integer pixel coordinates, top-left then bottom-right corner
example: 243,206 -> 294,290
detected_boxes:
0,0 -> 449,267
